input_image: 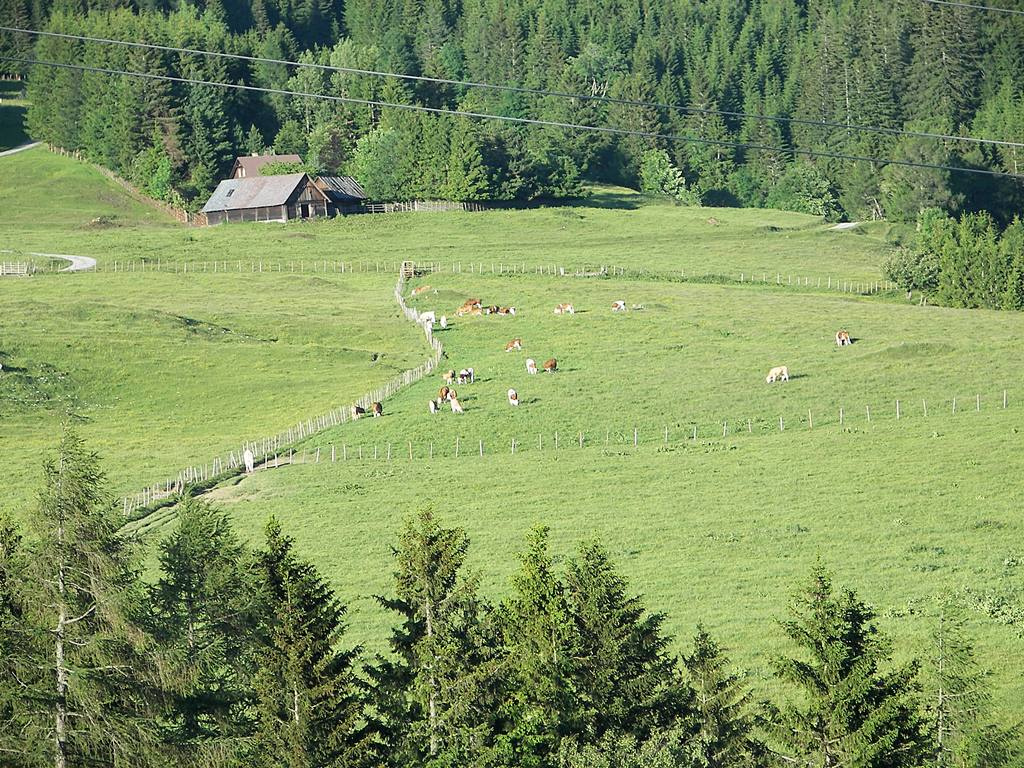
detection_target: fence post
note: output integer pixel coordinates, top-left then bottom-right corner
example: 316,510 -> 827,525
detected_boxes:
779,416 -> 784,432
952,397 -> 957,414
664,426 -> 668,443
633,428 -> 638,447
479,440 -> 483,456
976,394 -> 981,412
866,405 -> 871,422
456,437 -> 460,457
409,442 -> 413,460
579,432 -> 583,448
922,400 -> 927,417
1004,390 -> 1008,409
692,425 -> 697,441
808,410 -> 813,429
896,400 -> 901,420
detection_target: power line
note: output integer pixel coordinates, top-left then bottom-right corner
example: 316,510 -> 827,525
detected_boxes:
4,25 -> 1023,151
921,0 -> 1024,15
4,54 -> 1021,181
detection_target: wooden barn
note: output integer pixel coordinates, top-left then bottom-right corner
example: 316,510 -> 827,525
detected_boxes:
201,173 -> 329,225
314,175 -> 368,214
229,153 -> 303,179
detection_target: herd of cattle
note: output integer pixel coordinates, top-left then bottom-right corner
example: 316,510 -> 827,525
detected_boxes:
351,286 -> 859,419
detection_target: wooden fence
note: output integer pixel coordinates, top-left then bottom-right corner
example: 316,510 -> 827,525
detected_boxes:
120,261 -> 444,518
50,256 -> 892,295
0,262 -> 31,277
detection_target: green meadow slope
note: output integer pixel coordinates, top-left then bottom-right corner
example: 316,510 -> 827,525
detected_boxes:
5,148 -> 1022,719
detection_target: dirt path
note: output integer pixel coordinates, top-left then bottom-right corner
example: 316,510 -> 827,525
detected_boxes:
0,141 -> 41,158
36,252 -> 98,272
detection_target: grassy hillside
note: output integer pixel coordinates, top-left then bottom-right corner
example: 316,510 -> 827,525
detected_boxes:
133,272 -> 1024,714
0,270 -> 425,519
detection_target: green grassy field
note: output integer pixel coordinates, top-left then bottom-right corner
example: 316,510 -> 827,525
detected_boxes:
1,147 -> 895,283
0,270 -> 425,519
5,147 -> 1022,721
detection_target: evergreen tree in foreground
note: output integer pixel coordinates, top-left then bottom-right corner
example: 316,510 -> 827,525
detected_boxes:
249,517 -> 368,768
771,564 -> 932,768
369,509 -> 499,768
148,498 -> 261,761
23,428 -> 161,766
682,625 -> 767,767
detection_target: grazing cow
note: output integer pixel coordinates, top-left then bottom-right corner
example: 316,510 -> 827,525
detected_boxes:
553,303 -> 575,315
543,358 -> 557,373
505,338 -> 523,352
429,399 -> 438,414
438,385 -> 451,403
439,315 -> 448,329
458,368 -> 475,384
497,306 -> 516,316
443,369 -> 456,385
450,396 -> 464,414
508,388 -> 519,406
419,311 -> 436,326
412,285 -> 431,296
612,300 -> 626,312
835,330 -> 852,347
485,305 -> 499,315
765,366 -> 790,383
372,402 -> 383,417
351,405 -> 366,419
467,306 -> 484,316
526,358 -> 538,375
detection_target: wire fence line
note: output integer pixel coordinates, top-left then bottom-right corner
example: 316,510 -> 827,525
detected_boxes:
273,388 -> 1018,466
120,261 -> 443,519
34,255 -> 892,296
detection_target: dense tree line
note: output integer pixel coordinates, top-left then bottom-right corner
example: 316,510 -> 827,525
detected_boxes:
1,431 -> 1020,766
4,0 -> 1024,217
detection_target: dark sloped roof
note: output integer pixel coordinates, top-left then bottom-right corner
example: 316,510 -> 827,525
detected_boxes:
316,175 -> 367,202
201,174 -> 307,213
232,154 -> 303,176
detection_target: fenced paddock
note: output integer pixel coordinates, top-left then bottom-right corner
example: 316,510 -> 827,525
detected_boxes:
0,262 -> 31,276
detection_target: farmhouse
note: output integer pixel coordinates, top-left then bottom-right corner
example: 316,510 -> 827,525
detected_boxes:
229,153 -> 303,179
201,173 -> 329,225
314,175 -> 367,214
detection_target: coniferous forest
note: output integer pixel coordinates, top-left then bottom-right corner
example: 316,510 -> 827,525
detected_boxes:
0,431 -> 1020,767
2,0 -> 1024,222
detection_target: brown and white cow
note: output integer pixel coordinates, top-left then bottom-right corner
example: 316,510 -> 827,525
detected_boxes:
526,358 -> 538,375
438,385 -> 452,403
835,330 -> 852,347
371,402 -> 383,417
429,399 -> 438,414
458,368 -> 475,384
543,358 -> 557,373
765,366 -> 789,383
612,300 -> 626,312
553,303 -> 575,315
497,306 -> 516,316
412,285 -> 431,296
351,405 -> 366,419
443,369 -> 456,385
505,338 -> 523,352
508,388 -> 519,406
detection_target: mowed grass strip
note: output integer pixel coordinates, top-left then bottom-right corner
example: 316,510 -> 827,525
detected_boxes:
0,270 -> 426,519
189,414 -> 1024,716
1,149 -> 892,282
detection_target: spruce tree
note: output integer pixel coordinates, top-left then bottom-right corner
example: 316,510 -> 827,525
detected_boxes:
772,564 -> 931,768
250,517 -> 367,768
0,515 -> 30,765
370,509 -> 499,767
22,429 -> 161,767
682,625 -> 766,768
925,611 -> 1021,768
148,498 -> 261,756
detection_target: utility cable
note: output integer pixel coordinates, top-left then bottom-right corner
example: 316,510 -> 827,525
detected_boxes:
4,55 -> 1021,180
921,0 -> 1024,16
3,25 -> 1023,150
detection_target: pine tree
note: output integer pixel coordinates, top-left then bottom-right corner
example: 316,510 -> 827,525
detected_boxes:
369,509 -> 498,767
682,625 -> 766,768
0,515 -> 31,765
250,517 -> 368,768
926,611 -> 1021,768
148,498 -> 260,756
563,541 -> 692,741
21,429 -> 162,767
771,564 -> 932,768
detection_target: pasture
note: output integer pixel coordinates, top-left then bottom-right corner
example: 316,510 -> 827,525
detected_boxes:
4,146 -> 1023,720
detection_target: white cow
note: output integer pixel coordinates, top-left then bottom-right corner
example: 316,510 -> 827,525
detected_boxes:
439,315 -> 448,329
765,366 -> 790,383
419,311 -> 436,327
429,399 -> 438,414
612,300 -> 626,312
526,358 -> 538,375
508,388 -> 519,406
450,396 -> 464,414
243,448 -> 255,474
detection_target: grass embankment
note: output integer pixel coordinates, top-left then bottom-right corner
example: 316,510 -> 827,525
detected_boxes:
0,270 -> 425,519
